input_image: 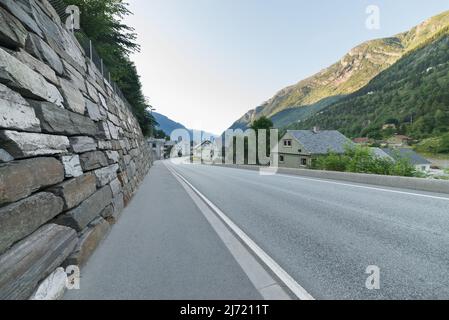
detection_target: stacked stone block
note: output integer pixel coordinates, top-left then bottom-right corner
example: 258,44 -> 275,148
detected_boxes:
0,0 -> 152,299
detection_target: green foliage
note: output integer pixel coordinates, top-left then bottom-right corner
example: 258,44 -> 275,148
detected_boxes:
250,117 -> 273,131
289,33 -> 449,153
315,146 -> 418,177
64,0 -> 154,135
415,134 -> 449,154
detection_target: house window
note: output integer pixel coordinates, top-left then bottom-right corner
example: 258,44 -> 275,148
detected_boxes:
284,140 -> 292,147
279,155 -> 285,163
301,158 -> 307,166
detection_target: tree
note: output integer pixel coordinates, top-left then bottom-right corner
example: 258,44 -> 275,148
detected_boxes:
250,117 -> 274,164
64,0 -> 156,136
250,117 -> 274,131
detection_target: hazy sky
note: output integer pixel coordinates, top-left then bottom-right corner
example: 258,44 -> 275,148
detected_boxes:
125,0 -> 449,134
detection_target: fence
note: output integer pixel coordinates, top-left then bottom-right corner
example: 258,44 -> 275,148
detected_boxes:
47,0 -> 134,113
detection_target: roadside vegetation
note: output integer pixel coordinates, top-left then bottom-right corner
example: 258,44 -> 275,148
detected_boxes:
289,32 -> 449,155
314,146 -> 420,177
63,0 -> 156,135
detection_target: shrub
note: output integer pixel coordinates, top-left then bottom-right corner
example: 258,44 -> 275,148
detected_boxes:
315,145 -> 418,177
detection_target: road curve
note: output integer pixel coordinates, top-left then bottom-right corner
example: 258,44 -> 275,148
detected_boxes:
168,162 -> 449,300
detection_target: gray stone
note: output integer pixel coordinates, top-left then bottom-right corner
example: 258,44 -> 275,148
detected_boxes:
63,61 -> 86,93
34,0 -> 61,25
35,10 -> 85,71
69,136 -> 97,153
112,193 -> 125,219
96,121 -> 111,140
98,94 -> 108,110
0,47 -> 63,106
30,100 -> 97,136
85,99 -> 101,121
109,178 -> 122,196
98,140 -> 113,150
0,0 -> 43,37
30,267 -> 67,300
79,151 -> 108,171
108,121 -> 119,140
0,6 -> 27,49
0,157 -> 64,205
94,164 -> 119,187
25,33 -> 64,75
12,49 -> 58,84
0,130 -> 69,159
0,149 -> 13,163
0,83 -> 41,132
55,186 -> 112,232
59,78 -> 85,114
62,155 -> 83,178
108,112 -> 120,127
0,224 -> 77,300
0,193 -> 64,254
64,217 -> 110,267
100,204 -> 114,220
85,80 -> 99,103
105,150 -> 120,164
49,173 -> 97,210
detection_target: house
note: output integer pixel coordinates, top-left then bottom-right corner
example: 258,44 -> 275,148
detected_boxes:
387,135 -> 411,147
148,139 -> 177,160
381,148 -> 431,172
371,147 -> 394,161
193,140 -> 215,163
271,129 -> 353,168
148,138 -> 166,160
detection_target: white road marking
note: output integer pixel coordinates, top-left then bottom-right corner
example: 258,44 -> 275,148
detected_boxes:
165,163 -> 315,301
212,164 -> 449,202
274,174 -> 449,202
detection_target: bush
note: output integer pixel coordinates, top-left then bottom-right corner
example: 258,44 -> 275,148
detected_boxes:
315,145 -> 418,177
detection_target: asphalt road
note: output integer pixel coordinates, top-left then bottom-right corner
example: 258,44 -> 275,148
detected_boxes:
167,162 -> 449,300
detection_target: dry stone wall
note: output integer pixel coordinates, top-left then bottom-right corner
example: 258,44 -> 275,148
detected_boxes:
0,0 -> 152,299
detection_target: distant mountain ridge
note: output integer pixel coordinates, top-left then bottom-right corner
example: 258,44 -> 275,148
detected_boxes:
153,112 -> 217,141
229,10 -> 449,130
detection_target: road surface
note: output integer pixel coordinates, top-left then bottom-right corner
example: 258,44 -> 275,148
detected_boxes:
66,161 -> 449,300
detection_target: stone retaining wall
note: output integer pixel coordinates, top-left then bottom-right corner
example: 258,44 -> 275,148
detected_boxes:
0,0 -> 152,299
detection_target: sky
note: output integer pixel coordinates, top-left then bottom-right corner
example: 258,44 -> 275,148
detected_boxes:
125,0 -> 449,134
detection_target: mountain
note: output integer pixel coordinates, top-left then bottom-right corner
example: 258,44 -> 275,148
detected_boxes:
289,26 -> 449,142
230,11 -> 449,130
153,112 -> 217,142
153,112 -> 188,135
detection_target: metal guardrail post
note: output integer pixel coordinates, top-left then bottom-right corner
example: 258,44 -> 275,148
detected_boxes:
89,40 -> 93,60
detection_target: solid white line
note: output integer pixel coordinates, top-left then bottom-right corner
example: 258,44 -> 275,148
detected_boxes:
214,165 -> 449,202
166,164 -> 315,301
273,174 -> 449,202
169,167 -> 292,300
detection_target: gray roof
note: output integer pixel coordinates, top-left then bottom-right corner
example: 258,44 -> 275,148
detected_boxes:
381,148 -> 431,165
287,130 -> 353,154
371,148 -> 394,161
